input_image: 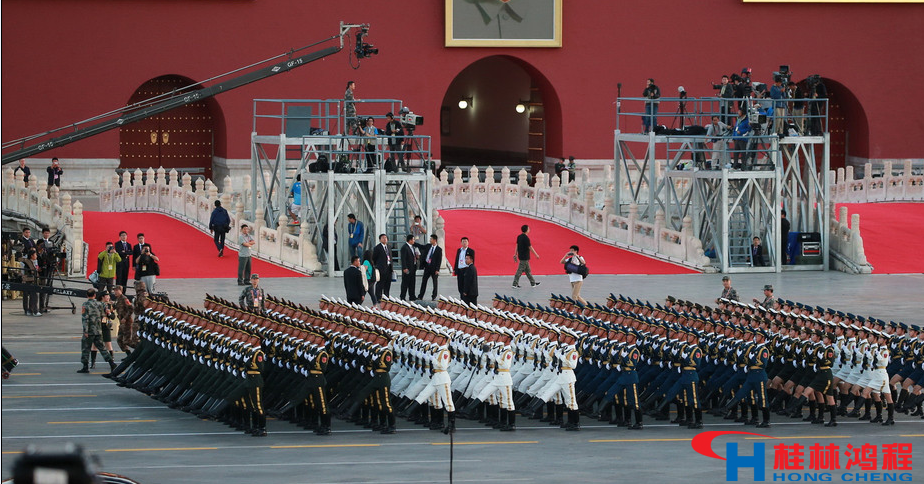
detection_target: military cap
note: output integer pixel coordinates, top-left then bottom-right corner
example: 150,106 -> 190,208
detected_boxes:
856,315 -> 867,324
666,295 -> 677,303
763,284 -> 774,291
722,275 -> 731,281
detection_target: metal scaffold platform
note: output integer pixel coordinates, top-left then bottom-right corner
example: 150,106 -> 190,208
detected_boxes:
250,99 -> 432,276
613,95 -> 830,273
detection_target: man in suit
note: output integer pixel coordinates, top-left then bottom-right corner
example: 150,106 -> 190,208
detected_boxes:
114,231 -> 132,288
417,234 -> 443,301
343,256 -> 367,305
372,234 -> 393,301
400,234 -> 419,301
461,254 -> 478,305
453,237 -> 474,299
18,228 -> 36,253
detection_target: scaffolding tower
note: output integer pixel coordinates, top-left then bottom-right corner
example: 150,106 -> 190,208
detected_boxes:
250,99 -> 432,276
613,98 -> 830,273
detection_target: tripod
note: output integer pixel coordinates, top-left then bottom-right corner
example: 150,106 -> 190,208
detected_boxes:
671,93 -> 689,129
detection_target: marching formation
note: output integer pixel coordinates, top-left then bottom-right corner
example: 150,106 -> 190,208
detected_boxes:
102,288 -> 923,437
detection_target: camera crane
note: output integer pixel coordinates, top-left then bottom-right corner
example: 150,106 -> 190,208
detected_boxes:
1,22 -> 377,165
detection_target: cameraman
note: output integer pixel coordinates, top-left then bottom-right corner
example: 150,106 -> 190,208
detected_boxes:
787,81 -> 806,134
770,76 -> 787,136
97,242 -> 121,292
384,112 -> 405,171
735,69 -> 753,111
642,78 -> 661,134
808,75 -> 827,135
712,75 -> 735,125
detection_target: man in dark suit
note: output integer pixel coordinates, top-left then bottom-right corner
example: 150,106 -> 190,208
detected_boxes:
114,231 -> 132,288
343,256 -> 366,304
461,254 -> 478,305
18,228 -> 36,253
417,234 -> 443,301
372,234 -> 393,301
453,237 -> 475,300
399,234 -> 419,301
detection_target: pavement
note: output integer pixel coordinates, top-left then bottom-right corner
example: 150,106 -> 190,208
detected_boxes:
2,271 -> 924,483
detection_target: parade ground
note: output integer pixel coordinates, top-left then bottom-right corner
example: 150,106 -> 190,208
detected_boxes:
2,271 -> 923,483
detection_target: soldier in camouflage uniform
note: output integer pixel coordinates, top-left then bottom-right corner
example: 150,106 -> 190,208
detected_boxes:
113,285 -> 136,356
77,288 -> 116,373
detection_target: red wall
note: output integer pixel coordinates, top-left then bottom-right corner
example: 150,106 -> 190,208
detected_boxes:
2,0 -> 923,164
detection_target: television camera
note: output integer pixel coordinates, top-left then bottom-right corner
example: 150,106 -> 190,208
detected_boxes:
399,108 -> 424,128
354,25 -> 378,59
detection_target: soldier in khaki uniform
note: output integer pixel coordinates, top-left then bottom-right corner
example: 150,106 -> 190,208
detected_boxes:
77,288 -> 116,373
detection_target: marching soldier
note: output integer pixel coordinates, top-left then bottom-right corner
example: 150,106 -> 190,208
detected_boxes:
77,288 -> 116,374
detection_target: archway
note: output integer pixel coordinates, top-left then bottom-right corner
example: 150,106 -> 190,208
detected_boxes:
119,75 -> 224,179
797,76 -> 868,171
440,56 -> 562,174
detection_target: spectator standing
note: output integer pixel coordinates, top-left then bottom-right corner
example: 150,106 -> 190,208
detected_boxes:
372,234 -> 393,300
560,245 -> 587,306
705,115 -> 730,169
238,224 -> 255,285
750,236 -> 766,267
362,249 -> 378,306
362,117 -> 378,171
787,82 -> 806,134
37,229 -> 55,312
113,285 -> 136,356
97,242 -> 121,292
344,256 -> 367,304
344,80 -> 358,136
76,288 -> 116,374
20,249 -> 41,316
46,158 -> 63,194
18,228 -> 35,253
209,200 -> 231,257
384,112 -> 405,170
289,174 -> 302,224
13,159 -> 31,184
114,231 -> 132,288
770,76 -> 787,135
409,215 -> 427,246
347,213 -> 365,258
642,78 -> 660,134
453,237 -> 475,299
512,225 -> 540,288
713,75 -> 736,125
461,254 -> 478,305
239,274 -> 265,312
135,245 -> 159,293
731,110 -> 751,169
400,234 -> 419,301
781,209 -> 791,264
417,234 -> 443,301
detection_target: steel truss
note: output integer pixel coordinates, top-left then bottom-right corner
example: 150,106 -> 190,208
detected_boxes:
614,131 -> 829,273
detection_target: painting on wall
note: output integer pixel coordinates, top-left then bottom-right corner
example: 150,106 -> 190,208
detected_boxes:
445,0 -> 562,47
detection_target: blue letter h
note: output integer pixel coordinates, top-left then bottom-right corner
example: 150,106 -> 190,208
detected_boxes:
726,442 -> 765,482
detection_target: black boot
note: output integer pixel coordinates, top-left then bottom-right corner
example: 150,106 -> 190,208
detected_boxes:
565,409 -> 581,431
687,409 -> 703,429
76,364 -> 89,374
501,409 -> 516,431
757,408 -> 771,428
846,395 -> 863,417
883,403 -> 895,426
871,400 -> 883,423
803,401 -> 817,422
858,398 -> 872,420
430,408 -> 445,431
550,404 -> 563,426
825,404 -> 838,427
90,350 -> 97,369
628,409 -> 644,430
442,411 -> 456,434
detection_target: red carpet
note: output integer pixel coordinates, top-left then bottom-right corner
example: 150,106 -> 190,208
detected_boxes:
438,210 -> 696,275
837,203 -> 924,274
83,212 -> 303,279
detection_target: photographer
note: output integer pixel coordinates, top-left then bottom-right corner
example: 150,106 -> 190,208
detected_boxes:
705,115 -> 731,169
712,75 -> 735,125
560,245 -> 587,306
807,75 -> 827,135
735,69 -> 754,111
770,76 -> 787,135
787,81 -> 806,134
20,249 -> 41,316
97,242 -> 121,292
642,78 -> 661,134
384,112 -> 404,170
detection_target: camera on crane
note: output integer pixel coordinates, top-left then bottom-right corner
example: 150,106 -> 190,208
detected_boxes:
354,26 -> 378,59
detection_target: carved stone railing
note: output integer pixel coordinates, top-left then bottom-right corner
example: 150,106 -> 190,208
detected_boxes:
1,168 -> 86,276
97,167 -> 321,273
831,160 -> 924,203
433,165 -> 711,271
829,205 -> 873,274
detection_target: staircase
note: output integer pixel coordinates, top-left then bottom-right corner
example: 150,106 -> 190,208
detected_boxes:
727,181 -> 752,268
384,181 -> 409,269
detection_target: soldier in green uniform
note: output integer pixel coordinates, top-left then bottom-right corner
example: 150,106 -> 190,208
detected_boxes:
77,288 -> 116,374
